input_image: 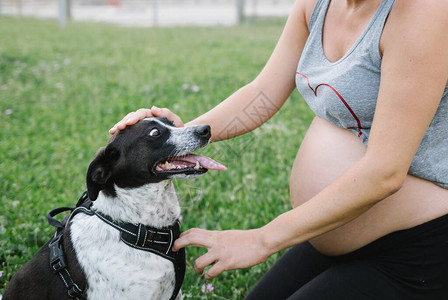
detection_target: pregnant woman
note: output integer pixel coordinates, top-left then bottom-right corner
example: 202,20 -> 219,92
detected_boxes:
110,0 -> 448,298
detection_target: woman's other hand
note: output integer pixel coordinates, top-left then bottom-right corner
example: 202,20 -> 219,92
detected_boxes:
109,106 -> 184,134
173,228 -> 270,280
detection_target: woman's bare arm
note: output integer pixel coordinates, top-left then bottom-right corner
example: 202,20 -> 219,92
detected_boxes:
186,0 -> 311,141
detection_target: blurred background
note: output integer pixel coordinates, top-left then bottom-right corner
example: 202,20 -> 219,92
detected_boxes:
0,0 -> 313,298
1,0 -> 295,27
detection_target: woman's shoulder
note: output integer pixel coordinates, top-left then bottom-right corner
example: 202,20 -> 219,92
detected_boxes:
302,0 -> 319,19
381,0 -> 448,55
291,0 -> 319,28
391,0 -> 447,20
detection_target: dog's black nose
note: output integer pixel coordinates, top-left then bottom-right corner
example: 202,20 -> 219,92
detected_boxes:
194,125 -> 211,139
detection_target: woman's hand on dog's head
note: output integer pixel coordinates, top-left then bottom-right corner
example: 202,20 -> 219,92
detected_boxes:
109,106 -> 184,134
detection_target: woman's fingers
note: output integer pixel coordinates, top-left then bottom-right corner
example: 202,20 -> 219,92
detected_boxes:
173,228 -> 213,251
204,261 -> 226,280
173,228 -> 270,280
109,108 -> 152,134
109,106 -> 184,134
194,252 -> 218,275
151,106 -> 184,127
126,108 -> 154,125
175,229 -> 223,278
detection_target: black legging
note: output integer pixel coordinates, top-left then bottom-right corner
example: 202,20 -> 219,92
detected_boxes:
246,214 -> 448,299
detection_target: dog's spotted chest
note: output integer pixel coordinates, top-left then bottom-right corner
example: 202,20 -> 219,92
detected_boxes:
70,182 -> 182,299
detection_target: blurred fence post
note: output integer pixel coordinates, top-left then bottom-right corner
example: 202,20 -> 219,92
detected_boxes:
18,0 -> 22,15
152,0 -> 158,26
251,0 -> 258,18
236,0 -> 245,23
58,0 -> 69,27
67,0 -> 71,18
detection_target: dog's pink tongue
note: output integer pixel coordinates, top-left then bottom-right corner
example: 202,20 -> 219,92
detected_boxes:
182,154 -> 227,171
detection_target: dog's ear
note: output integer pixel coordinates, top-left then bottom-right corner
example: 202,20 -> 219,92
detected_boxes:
86,146 -> 119,200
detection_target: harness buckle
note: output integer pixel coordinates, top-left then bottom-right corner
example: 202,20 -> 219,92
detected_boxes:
49,235 -> 67,273
67,282 -> 83,299
146,231 -> 155,243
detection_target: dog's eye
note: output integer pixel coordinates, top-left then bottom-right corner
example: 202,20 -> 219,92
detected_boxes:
149,128 -> 160,137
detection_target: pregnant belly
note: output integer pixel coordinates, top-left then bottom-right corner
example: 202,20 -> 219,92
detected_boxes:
290,116 -> 448,256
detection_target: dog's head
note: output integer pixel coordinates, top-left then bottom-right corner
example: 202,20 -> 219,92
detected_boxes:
86,117 -> 226,200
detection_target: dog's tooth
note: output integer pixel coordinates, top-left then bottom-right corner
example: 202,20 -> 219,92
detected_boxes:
161,161 -> 176,170
194,161 -> 201,170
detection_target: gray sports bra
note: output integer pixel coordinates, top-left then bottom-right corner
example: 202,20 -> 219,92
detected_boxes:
296,0 -> 448,189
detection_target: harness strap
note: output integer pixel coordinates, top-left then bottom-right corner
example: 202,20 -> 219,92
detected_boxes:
47,191 -> 185,300
92,209 -> 185,300
94,211 -> 181,260
47,192 -> 91,300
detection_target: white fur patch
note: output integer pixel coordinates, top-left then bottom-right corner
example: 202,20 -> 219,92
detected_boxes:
70,182 -> 183,299
93,181 -> 180,228
166,126 -> 204,158
142,117 -> 208,158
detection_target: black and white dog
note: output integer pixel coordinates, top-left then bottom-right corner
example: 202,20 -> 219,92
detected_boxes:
3,117 -> 226,300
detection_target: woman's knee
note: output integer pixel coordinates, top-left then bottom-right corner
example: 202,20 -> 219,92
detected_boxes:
245,242 -> 335,300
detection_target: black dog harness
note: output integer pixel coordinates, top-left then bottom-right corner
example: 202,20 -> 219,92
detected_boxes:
47,191 -> 185,300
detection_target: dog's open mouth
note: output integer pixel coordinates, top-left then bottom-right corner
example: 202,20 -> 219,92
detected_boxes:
155,154 -> 227,176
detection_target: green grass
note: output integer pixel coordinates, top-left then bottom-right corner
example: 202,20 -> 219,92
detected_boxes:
0,17 -> 314,298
